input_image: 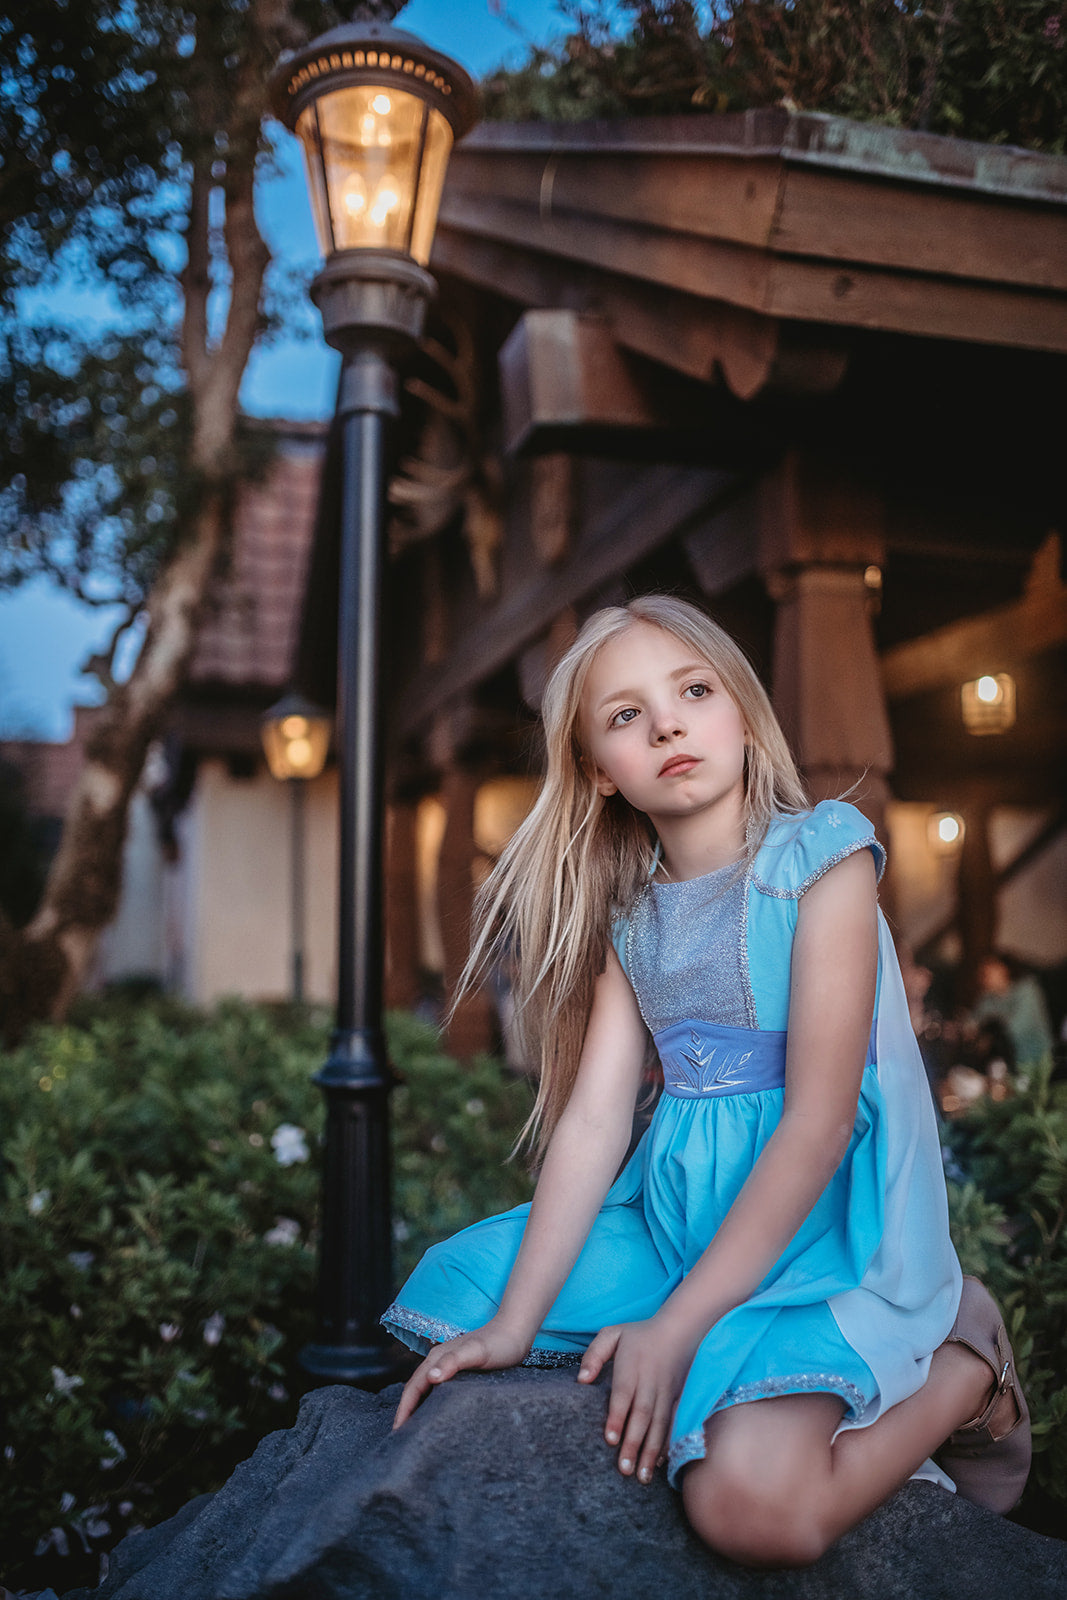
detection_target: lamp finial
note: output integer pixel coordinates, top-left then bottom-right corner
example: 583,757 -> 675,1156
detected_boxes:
351,0 -> 405,21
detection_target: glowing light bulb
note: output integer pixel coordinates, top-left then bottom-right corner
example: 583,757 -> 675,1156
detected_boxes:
938,815 -> 960,845
287,737 -> 313,771
369,181 -> 399,228
372,93 -> 391,114
281,715 -> 308,740
360,112 -> 376,142
341,173 -> 367,216
976,675 -> 1000,703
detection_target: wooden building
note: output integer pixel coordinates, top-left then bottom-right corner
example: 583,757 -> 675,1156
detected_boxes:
25,109 -> 1062,1040
295,108 -> 1064,1051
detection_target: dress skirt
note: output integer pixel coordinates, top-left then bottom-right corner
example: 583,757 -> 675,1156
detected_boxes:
384,1041 -> 885,1484
384,846 -> 962,1487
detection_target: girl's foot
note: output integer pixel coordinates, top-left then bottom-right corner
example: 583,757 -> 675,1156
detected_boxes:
936,1276 -> 1031,1514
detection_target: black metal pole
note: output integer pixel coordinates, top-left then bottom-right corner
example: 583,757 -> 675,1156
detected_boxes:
289,777 -> 306,1004
301,348 -> 399,1381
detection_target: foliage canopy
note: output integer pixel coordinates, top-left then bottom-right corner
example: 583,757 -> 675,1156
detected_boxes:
484,1 -> 1067,153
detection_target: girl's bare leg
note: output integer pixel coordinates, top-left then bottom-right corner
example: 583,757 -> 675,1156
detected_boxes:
682,1342 -> 995,1568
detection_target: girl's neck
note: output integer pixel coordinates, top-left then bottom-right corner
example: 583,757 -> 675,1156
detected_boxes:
653,800 -> 747,884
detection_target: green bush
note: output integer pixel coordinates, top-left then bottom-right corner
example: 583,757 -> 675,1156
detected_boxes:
0,1000 -> 533,1592
944,1060 -> 1067,1525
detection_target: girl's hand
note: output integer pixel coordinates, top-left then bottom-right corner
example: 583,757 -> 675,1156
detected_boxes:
392,1320 -> 532,1429
577,1314 -> 698,1484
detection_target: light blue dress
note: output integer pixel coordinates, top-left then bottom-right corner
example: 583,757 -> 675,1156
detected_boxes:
382,802 -> 962,1485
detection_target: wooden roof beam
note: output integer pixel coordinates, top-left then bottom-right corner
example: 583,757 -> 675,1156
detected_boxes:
397,465 -> 737,738
883,575 -> 1067,700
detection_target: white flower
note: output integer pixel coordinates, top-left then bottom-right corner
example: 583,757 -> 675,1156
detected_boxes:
119,1501 -> 134,1518
263,1217 -> 301,1247
392,1218 -> 410,1243
51,1366 -> 84,1397
248,1132 -> 265,1148
36,1526 -> 69,1558
70,1303 -> 83,1320
4,1445 -> 14,1463
28,1189 -> 51,1215
267,1383 -> 289,1402
464,1097 -> 485,1116
270,1123 -> 309,1166
67,1250 -> 95,1272
430,1134 -> 447,1154
60,1491 -> 76,1514
83,1508 -> 111,1539
202,1312 -> 225,1347
99,1430 -> 126,1470
159,1323 -> 181,1343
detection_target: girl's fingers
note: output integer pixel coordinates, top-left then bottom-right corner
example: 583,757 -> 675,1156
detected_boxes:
577,1325 -> 620,1386
635,1405 -> 672,1483
392,1338 -> 480,1429
615,1387 -> 658,1476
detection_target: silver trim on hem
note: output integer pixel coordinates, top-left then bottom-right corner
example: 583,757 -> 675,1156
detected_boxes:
667,1371 -> 872,1482
381,1303 -> 583,1368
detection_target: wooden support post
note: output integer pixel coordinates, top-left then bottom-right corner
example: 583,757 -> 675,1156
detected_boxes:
760,451 -> 894,863
437,763 -> 494,1059
957,799 -> 997,1004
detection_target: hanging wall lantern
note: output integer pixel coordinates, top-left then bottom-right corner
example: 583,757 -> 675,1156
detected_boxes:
961,673 -> 1016,735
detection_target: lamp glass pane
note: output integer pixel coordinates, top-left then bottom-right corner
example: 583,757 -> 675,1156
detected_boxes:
294,105 -> 335,256
311,85 -> 427,253
409,107 -> 454,265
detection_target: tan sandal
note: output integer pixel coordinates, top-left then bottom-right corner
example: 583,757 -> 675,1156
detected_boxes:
936,1275 -> 1031,1514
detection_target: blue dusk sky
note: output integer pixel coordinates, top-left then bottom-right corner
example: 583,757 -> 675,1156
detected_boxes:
0,0 -> 572,740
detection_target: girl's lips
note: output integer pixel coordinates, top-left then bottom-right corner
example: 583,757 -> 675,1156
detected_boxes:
658,755 -> 699,777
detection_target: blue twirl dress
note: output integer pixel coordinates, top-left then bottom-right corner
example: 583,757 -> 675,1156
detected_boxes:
382,802 -> 963,1485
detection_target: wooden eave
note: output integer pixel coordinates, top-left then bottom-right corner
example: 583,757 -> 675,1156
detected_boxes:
432,108 -> 1067,394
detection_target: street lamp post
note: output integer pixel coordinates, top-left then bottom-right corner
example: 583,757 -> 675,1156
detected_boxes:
270,2 -> 477,1381
260,693 -> 332,1002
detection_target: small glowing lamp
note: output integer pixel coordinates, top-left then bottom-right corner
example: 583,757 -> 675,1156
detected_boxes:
261,694 -> 332,781
961,673 -> 1016,735
928,812 -> 965,853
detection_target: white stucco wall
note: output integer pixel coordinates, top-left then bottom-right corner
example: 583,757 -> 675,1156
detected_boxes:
94,788 -> 169,985
179,760 -> 339,1005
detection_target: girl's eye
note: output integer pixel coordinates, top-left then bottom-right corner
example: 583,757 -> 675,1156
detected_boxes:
684,683 -> 709,700
610,707 -> 638,727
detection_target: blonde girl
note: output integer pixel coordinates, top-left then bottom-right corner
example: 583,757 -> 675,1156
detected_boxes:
384,596 -> 1029,1567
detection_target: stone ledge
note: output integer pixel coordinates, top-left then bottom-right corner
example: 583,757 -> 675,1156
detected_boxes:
53,1368 -> 1066,1600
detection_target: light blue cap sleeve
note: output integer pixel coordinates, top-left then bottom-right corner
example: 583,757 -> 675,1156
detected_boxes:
751,800 -> 886,900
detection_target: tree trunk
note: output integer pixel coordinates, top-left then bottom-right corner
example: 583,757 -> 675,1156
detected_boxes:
0,492 -> 233,1041
0,5 -> 281,1044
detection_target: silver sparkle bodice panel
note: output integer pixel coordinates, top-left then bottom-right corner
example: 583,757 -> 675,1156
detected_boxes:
626,862 -> 756,1034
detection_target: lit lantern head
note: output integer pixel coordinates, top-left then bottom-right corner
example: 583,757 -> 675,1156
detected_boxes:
261,693 -> 332,782
270,5 -> 478,269
960,672 -> 1016,735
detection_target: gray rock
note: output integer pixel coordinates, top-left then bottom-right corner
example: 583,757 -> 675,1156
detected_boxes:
60,1369 -> 1066,1600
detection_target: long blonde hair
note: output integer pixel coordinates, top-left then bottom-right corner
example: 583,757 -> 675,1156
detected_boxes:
457,595 -> 808,1159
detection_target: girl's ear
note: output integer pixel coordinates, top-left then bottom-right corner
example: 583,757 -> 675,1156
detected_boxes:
580,753 -> 618,797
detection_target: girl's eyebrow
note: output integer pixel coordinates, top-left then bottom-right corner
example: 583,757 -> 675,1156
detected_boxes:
592,662 -> 713,711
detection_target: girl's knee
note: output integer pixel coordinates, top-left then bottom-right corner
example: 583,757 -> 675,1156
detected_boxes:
682,1462 -> 831,1569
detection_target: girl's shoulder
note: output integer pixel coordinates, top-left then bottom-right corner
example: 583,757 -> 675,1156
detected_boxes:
751,800 -> 886,901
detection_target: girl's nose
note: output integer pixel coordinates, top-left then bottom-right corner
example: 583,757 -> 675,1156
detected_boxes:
650,708 -> 685,742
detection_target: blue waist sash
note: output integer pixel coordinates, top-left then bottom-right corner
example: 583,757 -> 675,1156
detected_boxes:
654,1020 -> 787,1099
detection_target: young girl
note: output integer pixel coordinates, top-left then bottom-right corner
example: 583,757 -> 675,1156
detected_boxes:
384,595 -> 1029,1567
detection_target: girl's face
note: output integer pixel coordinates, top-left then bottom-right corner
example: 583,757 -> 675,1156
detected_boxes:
579,621 -> 748,829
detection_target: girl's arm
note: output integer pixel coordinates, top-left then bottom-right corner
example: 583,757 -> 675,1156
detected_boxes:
393,943 -> 648,1428
580,848 -> 878,1482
